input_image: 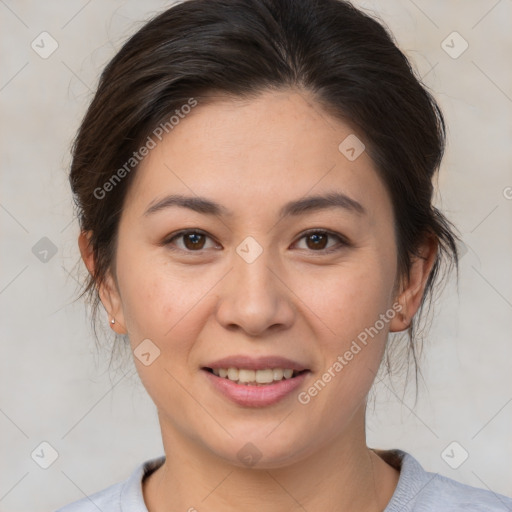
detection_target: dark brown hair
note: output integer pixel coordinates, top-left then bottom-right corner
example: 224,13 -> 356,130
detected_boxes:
69,0 -> 460,394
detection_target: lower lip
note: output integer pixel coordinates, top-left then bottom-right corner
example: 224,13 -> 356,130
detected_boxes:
202,369 -> 310,407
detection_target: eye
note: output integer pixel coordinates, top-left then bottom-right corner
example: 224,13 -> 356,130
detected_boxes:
164,229 -> 220,252
163,228 -> 349,254
294,229 -> 349,253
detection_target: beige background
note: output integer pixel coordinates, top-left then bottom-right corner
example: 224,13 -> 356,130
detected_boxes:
1,1 -> 511,511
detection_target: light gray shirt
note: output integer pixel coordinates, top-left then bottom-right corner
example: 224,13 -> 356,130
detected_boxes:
55,449 -> 512,511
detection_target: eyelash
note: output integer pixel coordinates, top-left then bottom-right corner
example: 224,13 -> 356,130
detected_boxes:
163,228 -> 350,255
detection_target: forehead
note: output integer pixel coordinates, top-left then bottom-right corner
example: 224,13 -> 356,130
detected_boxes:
123,89 -> 391,227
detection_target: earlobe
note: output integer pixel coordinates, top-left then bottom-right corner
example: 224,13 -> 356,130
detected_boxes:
78,230 -> 128,335
98,271 -> 128,335
389,300 -> 410,332
389,235 -> 438,333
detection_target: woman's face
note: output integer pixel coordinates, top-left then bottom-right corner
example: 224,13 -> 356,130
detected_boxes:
100,89 -> 406,467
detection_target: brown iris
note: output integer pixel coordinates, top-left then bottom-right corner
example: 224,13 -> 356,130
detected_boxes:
183,232 -> 206,250
305,232 -> 328,250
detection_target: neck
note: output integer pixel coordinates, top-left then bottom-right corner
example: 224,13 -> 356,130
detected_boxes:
143,409 -> 399,512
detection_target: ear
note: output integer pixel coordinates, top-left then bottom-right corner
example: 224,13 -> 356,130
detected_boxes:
389,234 -> 438,333
78,230 -> 127,335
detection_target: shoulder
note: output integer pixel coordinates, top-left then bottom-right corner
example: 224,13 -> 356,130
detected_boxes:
54,481 -> 124,512
418,471 -> 512,511
54,455 -> 166,512
379,449 -> 512,512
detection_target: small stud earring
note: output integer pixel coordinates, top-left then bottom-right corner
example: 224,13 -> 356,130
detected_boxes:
111,318 -> 115,325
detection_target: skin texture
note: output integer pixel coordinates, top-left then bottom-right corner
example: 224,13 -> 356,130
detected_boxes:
79,89 -> 437,511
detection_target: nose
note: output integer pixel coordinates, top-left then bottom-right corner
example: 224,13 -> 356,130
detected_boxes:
214,246 -> 296,337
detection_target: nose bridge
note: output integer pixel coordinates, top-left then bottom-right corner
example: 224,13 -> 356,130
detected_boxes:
235,242 -> 274,293
232,236 -> 280,306
215,235 -> 295,335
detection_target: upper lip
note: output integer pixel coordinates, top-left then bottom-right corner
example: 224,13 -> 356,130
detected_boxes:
203,355 -> 309,372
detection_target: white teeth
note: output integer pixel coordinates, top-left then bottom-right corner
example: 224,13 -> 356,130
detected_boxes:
238,369 -> 256,383
273,368 -> 284,381
283,369 -> 293,379
255,369 -> 274,384
209,367 -> 301,385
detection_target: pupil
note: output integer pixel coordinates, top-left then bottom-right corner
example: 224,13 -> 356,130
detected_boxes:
308,233 -> 327,250
185,233 -> 204,250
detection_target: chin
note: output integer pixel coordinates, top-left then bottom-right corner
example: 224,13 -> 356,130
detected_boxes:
204,427 -> 314,470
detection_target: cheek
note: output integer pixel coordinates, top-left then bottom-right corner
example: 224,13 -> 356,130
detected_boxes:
117,251 -> 216,361
297,256 -> 394,399
301,256 -> 393,341
118,266 -> 212,409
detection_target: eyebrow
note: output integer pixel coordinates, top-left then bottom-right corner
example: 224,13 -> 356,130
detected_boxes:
143,191 -> 366,218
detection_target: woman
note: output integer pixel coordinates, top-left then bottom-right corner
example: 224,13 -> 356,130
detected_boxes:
56,0 -> 512,510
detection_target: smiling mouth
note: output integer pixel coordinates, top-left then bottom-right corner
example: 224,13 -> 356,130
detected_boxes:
203,367 -> 309,386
